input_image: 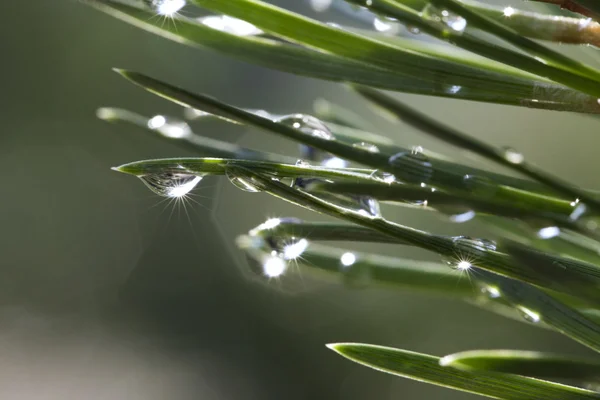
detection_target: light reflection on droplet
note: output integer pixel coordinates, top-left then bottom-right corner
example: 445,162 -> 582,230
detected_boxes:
226,171 -> 262,193
144,0 -> 186,16
503,6 -> 515,17
198,15 -> 264,37
263,256 -> 287,278
147,115 -> 192,139
322,157 -> 348,168
352,142 -> 380,153
340,252 -> 357,267
373,17 -> 400,34
283,238 -> 309,260
503,147 -> 525,164
310,0 -> 333,12
570,203 -> 588,221
450,210 -> 476,223
139,172 -> 202,198
537,226 -> 560,239
517,306 -> 541,323
148,115 -> 166,129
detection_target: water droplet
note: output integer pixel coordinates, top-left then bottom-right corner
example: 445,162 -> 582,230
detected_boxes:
357,197 -> 381,218
322,156 -> 348,168
310,0 -> 333,12
373,17 -> 400,34
370,170 -> 396,184
570,203 -> 588,221
299,145 -> 348,168
262,255 -> 287,278
446,85 -> 462,94
198,15 -> 263,37
422,4 -> 467,34
463,174 -> 497,198
139,171 -> 202,197
449,210 -> 476,223
388,147 -> 433,184
276,114 -> 335,141
503,147 -> 525,164
407,25 -> 420,34
340,255 -> 370,288
443,236 -> 497,270
340,252 -> 357,267
517,306 -> 541,323
503,6 -> 515,17
479,284 -> 501,299
147,115 -> 191,139
352,142 -> 380,153
226,170 -> 262,193
537,226 -> 560,239
183,108 -> 211,121
143,0 -> 186,16
282,238 -> 309,260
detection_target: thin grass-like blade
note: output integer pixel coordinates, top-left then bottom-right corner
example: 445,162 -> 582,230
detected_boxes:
352,86 -> 600,212
440,350 -> 600,381
328,343 -> 600,399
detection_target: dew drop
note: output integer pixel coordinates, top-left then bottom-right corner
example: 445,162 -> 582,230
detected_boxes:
299,145 -> 348,168
503,6 -> 515,17
276,114 -> 335,141
352,142 -> 380,153
357,197 -> 381,218
479,284 -> 501,300
147,115 -> 191,139
388,147 -> 433,184
373,17 -> 400,34
281,237 -> 309,261
517,306 -> 541,323
143,0 -> 186,16
226,170 -> 262,193
503,147 -> 525,164
422,4 -> 467,34
340,252 -> 357,267
139,171 -> 202,198
183,108 -> 211,120
449,210 -> 476,223
443,236 -> 497,270
537,226 -> 560,239
198,15 -> 263,37
370,170 -> 396,184
407,25 -> 421,34
310,0 -> 333,12
262,255 -> 287,278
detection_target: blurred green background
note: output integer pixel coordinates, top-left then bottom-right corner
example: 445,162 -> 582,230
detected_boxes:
2,0 -> 600,398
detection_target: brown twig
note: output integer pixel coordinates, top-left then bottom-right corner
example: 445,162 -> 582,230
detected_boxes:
531,0 -> 600,21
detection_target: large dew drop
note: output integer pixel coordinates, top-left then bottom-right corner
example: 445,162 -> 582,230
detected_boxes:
388,147 -> 433,184
143,0 -> 186,16
139,172 -> 202,198
276,114 -> 335,141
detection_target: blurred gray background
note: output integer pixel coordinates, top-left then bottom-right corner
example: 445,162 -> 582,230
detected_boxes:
1,0 -> 600,399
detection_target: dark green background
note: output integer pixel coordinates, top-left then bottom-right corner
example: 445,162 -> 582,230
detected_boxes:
1,0 -> 600,398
